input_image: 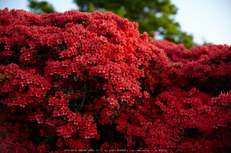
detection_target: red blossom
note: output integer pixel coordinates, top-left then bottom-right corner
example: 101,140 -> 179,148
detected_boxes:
0,8 -> 230,152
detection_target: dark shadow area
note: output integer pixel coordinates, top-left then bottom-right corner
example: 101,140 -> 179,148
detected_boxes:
90,123 -> 126,149
198,76 -> 231,97
184,128 -> 203,139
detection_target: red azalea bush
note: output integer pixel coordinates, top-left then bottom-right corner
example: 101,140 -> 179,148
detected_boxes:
0,8 -> 230,153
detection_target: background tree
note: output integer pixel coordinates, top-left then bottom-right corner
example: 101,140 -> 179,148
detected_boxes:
28,0 -> 198,48
74,0 -> 197,48
28,0 -> 55,14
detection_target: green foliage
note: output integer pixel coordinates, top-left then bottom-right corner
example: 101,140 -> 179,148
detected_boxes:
0,73 -> 5,81
28,0 -> 55,14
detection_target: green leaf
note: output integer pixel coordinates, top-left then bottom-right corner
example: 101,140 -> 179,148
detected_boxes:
6,76 -> 11,79
42,94 -> 46,98
0,73 -> 5,80
66,100 -> 70,105
10,71 -> 16,75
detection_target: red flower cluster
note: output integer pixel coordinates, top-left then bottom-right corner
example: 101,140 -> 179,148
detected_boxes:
0,8 -> 230,152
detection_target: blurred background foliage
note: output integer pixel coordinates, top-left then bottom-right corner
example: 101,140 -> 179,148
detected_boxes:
28,0 -> 209,49
28,0 -> 55,14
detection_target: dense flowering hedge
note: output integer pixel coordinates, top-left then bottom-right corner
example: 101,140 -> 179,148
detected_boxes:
0,8 -> 230,152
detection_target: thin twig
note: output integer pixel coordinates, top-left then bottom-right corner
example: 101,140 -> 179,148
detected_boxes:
35,136 -> 54,147
35,127 -> 56,148
79,87 -> 87,112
